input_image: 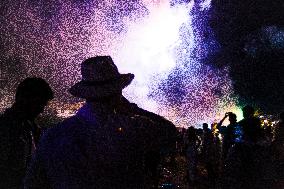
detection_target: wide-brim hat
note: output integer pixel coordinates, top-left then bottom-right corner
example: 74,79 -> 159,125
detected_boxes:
69,56 -> 134,99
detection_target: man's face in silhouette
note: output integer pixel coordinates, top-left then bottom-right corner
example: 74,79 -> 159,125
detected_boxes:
14,77 -> 53,120
24,97 -> 50,120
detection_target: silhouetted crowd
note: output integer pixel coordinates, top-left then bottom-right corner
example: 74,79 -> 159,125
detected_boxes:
178,108 -> 284,189
0,56 -> 283,189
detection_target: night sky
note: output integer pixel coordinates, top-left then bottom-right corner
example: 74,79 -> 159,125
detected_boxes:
209,0 -> 284,114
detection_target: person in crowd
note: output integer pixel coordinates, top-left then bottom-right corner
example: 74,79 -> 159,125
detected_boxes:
200,123 -> 216,187
211,122 -> 222,180
238,105 -> 263,143
24,56 -> 164,189
217,112 -> 238,160
201,123 -> 213,161
201,123 -> 214,156
0,77 -> 53,188
181,127 -> 188,155
185,126 -> 200,186
221,105 -> 270,189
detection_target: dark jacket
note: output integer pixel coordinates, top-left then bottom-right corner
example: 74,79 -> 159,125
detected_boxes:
119,98 -> 178,156
238,117 -> 263,143
0,108 -> 38,188
24,104 -> 160,189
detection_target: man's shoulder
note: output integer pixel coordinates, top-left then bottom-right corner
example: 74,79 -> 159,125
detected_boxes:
128,114 -> 155,124
0,111 -> 21,132
127,113 -> 176,132
111,114 -> 156,132
134,106 -> 176,130
37,116 -> 85,153
227,123 -> 237,129
238,117 -> 261,126
43,116 -> 81,139
238,119 -> 245,124
137,107 -> 172,122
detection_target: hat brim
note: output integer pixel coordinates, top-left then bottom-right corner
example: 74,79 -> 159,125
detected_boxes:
69,73 -> 134,99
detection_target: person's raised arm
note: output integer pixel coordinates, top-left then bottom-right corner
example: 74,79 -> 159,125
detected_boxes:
217,113 -> 229,130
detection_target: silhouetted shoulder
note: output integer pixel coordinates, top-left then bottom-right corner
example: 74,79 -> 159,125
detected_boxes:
128,114 -> 156,128
41,115 -> 82,139
0,110 -> 24,138
133,103 -> 175,124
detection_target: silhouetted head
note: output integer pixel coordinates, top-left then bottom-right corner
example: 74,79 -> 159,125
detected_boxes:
202,123 -> 209,130
228,112 -> 237,123
69,56 -> 134,100
242,105 -> 255,119
187,126 -> 196,138
15,77 -> 53,119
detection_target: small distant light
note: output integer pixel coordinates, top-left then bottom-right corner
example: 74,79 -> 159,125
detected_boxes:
118,127 -> 123,132
264,120 -> 268,123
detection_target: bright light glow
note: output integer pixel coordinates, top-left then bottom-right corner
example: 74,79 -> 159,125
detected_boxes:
264,119 -> 268,123
200,0 -> 212,10
115,1 -> 191,112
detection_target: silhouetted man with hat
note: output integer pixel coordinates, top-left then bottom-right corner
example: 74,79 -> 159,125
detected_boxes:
0,77 -> 53,189
25,56 -> 163,189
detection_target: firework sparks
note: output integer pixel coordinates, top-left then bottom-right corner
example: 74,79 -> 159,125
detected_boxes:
0,0 -> 241,127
